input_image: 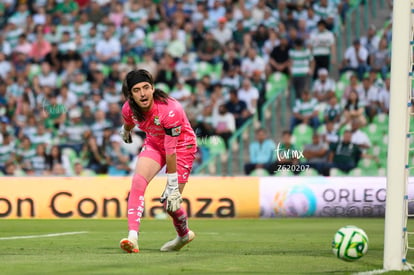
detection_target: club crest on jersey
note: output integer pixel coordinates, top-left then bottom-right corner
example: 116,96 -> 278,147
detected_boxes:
154,116 -> 160,126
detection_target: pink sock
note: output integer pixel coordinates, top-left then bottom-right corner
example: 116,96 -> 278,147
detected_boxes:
166,206 -> 189,237
128,174 -> 148,232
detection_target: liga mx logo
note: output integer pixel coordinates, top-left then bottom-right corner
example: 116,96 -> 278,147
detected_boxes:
273,185 -> 317,217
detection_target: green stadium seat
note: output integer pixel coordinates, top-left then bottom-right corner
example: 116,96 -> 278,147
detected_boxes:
349,0 -> 360,7
335,81 -> 346,99
196,62 -> 214,79
300,168 -> 319,176
266,72 -> 288,99
274,169 -> 294,176
339,71 -> 354,86
358,158 -> 378,171
364,123 -> 382,145
212,62 -> 223,80
62,147 -> 78,170
100,65 -> 111,77
292,124 -> 313,149
28,64 -> 41,82
361,169 -> 378,176
317,102 -> 327,122
155,82 -> 170,93
373,113 -> 389,127
14,169 -> 26,176
206,135 -> 226,155
349,168 -> 363,176
82,169 -> 96,176
121,55 -> 141,64
250,168 -> 270,176
205,135 -> 227,162
410,118 -> 414,132
378,168 -> 386,176
330,168 -> 347,176
144,36 -> 153,48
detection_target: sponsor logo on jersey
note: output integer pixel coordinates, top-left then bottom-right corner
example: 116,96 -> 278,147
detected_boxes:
171,126 -> 181,136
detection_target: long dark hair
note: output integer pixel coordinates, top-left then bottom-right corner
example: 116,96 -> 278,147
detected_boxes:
345,90 -> 359,111
122,69 -> 169,122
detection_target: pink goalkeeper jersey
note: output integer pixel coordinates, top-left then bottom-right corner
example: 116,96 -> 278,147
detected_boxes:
122,98 -> 196,154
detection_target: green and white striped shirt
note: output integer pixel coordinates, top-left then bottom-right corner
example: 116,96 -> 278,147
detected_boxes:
293,98 -> 318,116
289,48 -> 313,76
313,3 -> 337,20
0,143 -> 14,166
310,30 -> 335,56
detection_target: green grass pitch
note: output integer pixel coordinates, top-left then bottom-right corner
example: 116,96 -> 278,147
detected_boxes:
0,218 -> 412,274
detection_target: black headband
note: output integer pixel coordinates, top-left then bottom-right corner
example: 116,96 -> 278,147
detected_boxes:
126,69 -> 153,91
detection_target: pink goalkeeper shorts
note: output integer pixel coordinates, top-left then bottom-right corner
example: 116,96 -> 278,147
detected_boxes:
138,143 -> 196,183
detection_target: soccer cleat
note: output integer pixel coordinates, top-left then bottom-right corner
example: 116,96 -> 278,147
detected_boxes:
160,230 -> 195,252
120,238 -> 139,253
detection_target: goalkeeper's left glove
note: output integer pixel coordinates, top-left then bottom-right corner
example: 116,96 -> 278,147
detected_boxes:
119,125 -> 132,143
160,172 -> 182,212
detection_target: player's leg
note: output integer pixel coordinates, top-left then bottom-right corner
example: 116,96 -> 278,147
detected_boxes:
120,148 -> 164,253
160,151 -> 196,252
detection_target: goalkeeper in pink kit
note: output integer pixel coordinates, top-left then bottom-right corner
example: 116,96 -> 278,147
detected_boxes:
119,69 -> 197,253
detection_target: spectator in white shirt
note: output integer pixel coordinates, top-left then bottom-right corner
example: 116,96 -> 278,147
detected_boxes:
58,31 -> 76,54
340,39 -> 369,81
350,119 -> 371,150
175,52 -> 197,88
360,24 -> 380,56
290,90 -> 320,131
356,75 -> 380,122
86,91 -> 108,113
212,104 -> 236,148
211,17 -> 232,46
36,62 -> 57,88
237,78 -> 259,114
59,108 -> 88,154
0,35 -> 12,56
0,53 -> 12,80
95,30 -> 121,65
241,47 -> 265,78
68,72 -> 90,101
121,20 -> 146,57
91,110 -> 113,146
57,84 -> 77,110
320,120 -> 339,145
312,68 -> 335,102
169,80 -> 192,108
378,76 -> 390,114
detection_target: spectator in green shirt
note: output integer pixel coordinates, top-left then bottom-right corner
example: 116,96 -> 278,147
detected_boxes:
327,130 -> 362,174
54,0 -> 79,17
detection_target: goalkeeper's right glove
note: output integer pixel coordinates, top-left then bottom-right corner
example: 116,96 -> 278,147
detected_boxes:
119,125 -> 132,143
160,172 -> 183,212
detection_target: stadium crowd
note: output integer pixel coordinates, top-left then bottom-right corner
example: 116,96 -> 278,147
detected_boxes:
0,0 -> 392,176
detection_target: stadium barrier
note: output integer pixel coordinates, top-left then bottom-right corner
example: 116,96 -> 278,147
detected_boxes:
1,176 -> 409,219
0,177 -> 259,219
260,177 -> 388,217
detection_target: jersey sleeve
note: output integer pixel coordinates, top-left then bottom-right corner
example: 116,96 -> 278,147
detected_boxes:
161,101 -> 184,155
121,102 -> 135,126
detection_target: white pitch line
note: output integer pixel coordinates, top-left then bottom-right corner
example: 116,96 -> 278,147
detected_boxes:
0,231 -> 88,240
352,269 -> 387,275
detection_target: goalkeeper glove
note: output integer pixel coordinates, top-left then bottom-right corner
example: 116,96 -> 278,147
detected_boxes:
160,172 -> 183,212
119,125 -> 132,143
